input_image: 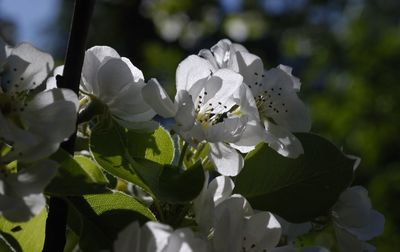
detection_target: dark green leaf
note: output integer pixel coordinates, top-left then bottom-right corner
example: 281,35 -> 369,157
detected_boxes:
67,192 -> 155,251
158,162 -> 205,203
46,150 -> 108,196
234,133 -> 355,222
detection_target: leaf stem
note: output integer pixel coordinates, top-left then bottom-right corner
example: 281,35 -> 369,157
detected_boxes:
178,142 -> 189,169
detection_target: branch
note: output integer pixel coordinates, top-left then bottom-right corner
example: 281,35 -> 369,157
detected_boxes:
42,1 -> 96,251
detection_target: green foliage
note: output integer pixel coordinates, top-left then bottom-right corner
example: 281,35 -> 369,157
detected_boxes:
157,162 -> 205,203
0,210 -> 47,252
67,192 -> 155,251
45,150 -> 108,196
90,121 -> 204,203
90,122 -> 174,192
234,133 -> 355,222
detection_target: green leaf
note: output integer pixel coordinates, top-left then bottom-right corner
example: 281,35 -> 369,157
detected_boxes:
158,162 -> 205,203
45,150 -> 108,196
128,159 -> 205,203
90,123 -> 174,192
0,210 -> 47,252
234,133 -> 355,223
67,192 -> 155,251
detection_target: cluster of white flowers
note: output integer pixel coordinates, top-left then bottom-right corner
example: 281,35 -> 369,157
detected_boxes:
0,37 -> 385,252
140,39 -> 311,176
0,38 -> 78,221
74,39 -> 381,251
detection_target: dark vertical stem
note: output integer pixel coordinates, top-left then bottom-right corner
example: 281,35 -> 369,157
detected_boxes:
42,1 -> 96,251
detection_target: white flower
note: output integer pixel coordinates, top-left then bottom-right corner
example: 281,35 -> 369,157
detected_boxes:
80,46 -> 157,130
0,40 -> 78,163
143,55 -> 263,176
199,39 -> 311,158
213,195 -> 281,252
0,159 -> 57,222
332,186 -> 384,252
113,221 -> 208,252
193,175 -> 282,252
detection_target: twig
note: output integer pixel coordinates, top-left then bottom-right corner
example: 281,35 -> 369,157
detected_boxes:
42,1 -> 96,251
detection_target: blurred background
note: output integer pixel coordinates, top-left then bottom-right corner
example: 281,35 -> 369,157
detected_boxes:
1,0 -> 399,250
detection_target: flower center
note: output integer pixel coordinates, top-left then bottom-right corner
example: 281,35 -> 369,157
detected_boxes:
253,86 -> 289,123
194,91 -> 240,128
0,93 -> 28,129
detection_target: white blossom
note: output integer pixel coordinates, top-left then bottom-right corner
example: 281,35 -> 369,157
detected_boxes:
199,39 -> 311,158
193,175 -> 282,252
0,159 -> 57,222
80,46 -> 157,130
113,221 -> 208,252
143,55 -> 263,176
0,39 -> 78,163
332,186 -> 384,252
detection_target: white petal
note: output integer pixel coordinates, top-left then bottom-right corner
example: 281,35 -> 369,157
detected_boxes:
264,120 -> 304,158
81,46 -> 120,95
242,212 -> 282,251
0,194 -> 41,222
213,196 -> 254,252
333,186 -> 371,227
8,160 -> 58,196
231,50 -> 264,88
213,204 -> 244,252
333,186 -> 384,241
22,88 -> 78,142
121,57 -> 144,82
206,116 -> 247,143
176,55 -> 216,93
209,143 -> 244,176
334,226 -> 375,252
142,222 -> 173,252
275,215 -> 312,242
163,228 -> 207,252
113,222 -> 141,252
2,43 -> 54,93
346,210 -> 385,241
210,39 -> 234,68
208,176 -> 235,205
96,57 -> 136,103
174,90 -> 195,131
278,64 -> 301,90
201,69 -> 243,114
260,67 -> 311,132
142,78 -> 177,118
45,65 -> 64,90
198,49 -> 219,70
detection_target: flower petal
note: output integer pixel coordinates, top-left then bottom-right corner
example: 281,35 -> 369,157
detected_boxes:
232,50 -> 264,88
22,88 -> 78,142
209,142 -> 244,176
81,46 -> 120,95
174,90 -> 195,131
259,67 -> 311,132
8,159 -> 58,196
242,212 -> 282,251
45,65 -> 64,90
141,222 -> 173,252
2,43 -> 54,93
264,120 -> 304,158
113,222 -> 141,252
142,78 -> 177,118
176,55 -> 216,93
